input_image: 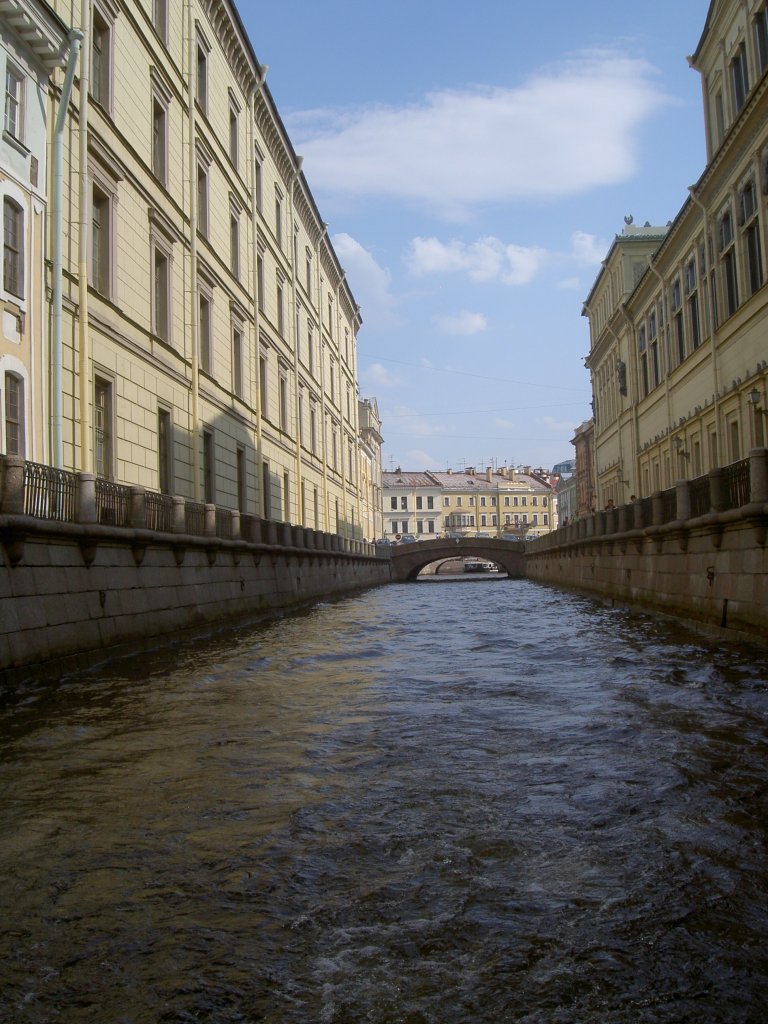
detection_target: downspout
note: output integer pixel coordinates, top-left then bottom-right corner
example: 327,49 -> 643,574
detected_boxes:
288,156 -> 303,524
688,185 -> 721,465
77,0 -> 91,472
249,65 -> 267,515
51,28 -> 83,469
186,0 -> 200,499
646,255 -> 675,482
316,225 -> 329,530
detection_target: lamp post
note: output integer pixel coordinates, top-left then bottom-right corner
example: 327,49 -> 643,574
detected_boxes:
748,388 -> 766,448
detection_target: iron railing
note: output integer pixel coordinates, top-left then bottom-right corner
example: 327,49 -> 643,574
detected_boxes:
23,461 -> 78,522
689,474 -> 710,517
215,507 -> 234,540
146,491 -> 175,532
723,457 -> 750,509
184,500 -> 206,536
95,479 -> 131,527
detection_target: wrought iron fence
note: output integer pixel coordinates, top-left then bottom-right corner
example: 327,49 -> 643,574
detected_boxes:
95,479 -> 131,526
23,461 -> 78,522
660,486 -> 677,524
146,491 -> 175,532
689,474 -> 710,517
215,508 -> 234,540
723,457 -> 750,510
185,500 -> 206,536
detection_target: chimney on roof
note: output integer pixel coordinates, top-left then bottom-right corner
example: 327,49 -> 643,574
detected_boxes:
466,467 -> 475,475
446,468 -> 452,474
486,468 -> 493,482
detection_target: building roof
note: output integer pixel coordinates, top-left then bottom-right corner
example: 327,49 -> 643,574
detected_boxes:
383,469 -> 553,490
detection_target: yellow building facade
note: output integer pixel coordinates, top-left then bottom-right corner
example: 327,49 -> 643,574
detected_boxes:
584,0 -> 768,507
4,0 -> 371,536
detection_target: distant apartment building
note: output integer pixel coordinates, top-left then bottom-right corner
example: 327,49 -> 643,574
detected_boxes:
1,0 -> 380,539
1,0 -> 70,463
383,467 -> 556,540
583,0 -> 768,507
358,397 -> 383,541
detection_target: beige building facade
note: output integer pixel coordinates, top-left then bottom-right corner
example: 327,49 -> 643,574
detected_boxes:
383,467 -> 556,540
584,0 -> 768,507
2,0 -> 378,538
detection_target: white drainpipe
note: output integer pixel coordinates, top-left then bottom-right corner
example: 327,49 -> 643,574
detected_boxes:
51,29 -> 84,469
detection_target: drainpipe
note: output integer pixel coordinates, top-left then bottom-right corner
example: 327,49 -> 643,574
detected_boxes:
249,65 -> 268,515
51,28 -> 83,469
688,185 -> 721,466
77,0 -> 91,472
288,156 -> 304,524
186,0 -> 200,499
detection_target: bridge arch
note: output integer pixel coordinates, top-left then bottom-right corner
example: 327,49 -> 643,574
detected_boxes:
389,538 -> 526,582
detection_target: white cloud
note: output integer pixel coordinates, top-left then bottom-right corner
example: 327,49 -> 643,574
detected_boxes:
557,276 -> 581,290
331,232 -> 400,328
403,448 -> 440,468
289,52 -> 667,215
571,230 -> 609,265
432,310 -> 488,335
361,362 -> 401,388
407,236 -> 545,285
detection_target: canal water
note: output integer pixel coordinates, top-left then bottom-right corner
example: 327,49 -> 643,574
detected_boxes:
2,580 -> 768,1023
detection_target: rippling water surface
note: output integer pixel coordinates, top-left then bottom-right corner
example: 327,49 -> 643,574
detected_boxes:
2,580 -> 768,1023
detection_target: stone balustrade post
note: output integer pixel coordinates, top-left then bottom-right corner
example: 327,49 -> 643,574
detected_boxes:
129,485 -> 147,529
281,522 -> 292,546
1,455 -> 25,515
204,503 -> 217,537
749,447 -> 768,504
230,510 -> 241,540
618,505 -> 630,533
651,491 -> 665,526
265,520 -> 278,545
172,496 -> 186,533
78,473 -> 97,524
708,468 -> 727,512
675,480 -> 691,522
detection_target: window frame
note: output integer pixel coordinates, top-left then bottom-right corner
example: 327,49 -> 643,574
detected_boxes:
2,197 -> 24,299
4,61 -> 24,142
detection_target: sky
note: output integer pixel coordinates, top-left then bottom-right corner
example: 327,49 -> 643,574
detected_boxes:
238,0 -> 711,474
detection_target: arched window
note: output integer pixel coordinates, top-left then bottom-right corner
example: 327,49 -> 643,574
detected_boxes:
3,198 -> 24,298
4,371 -> 25,456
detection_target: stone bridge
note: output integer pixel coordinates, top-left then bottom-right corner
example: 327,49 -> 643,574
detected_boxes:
389,537 -> 526,582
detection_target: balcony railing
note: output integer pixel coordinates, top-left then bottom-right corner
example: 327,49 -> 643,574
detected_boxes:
95,479 -> 131,527
23,461 -> 78,522
146,490 -> 175,533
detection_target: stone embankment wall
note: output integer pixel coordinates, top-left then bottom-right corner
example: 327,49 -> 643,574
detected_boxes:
0,456 -> 391,681
526,449 -> 768,646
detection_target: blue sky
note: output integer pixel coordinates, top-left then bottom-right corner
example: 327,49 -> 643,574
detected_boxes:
239,1 -> 711,473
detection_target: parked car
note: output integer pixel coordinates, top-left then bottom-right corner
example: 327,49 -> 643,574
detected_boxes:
396,534 -> 417,544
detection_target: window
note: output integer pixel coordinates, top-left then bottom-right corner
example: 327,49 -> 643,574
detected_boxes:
94,376 -> 113,479
400,496 -> 407,510
416,495 -> 423,510
305,249 -> 312,299
4,372 -> 24,457
480,514 -> 487,527
152,246 -> 169,340
151,95 -> 167,184
196,39 -> 208,114
152,0 -> 167,43
237,446 -> 246,512
638,325 -> 649,396
444,496 -> 449,506
232,322 -> 243,397
417,520 -> 424,534
685,258 -> 701,352
714,90 -> 725,147
230,206 -> 240,278
262,458 -> 272,519
274,189 -> 283,247
480,496 -> 486,506
671,278 -> 685,365
259,354 -> 268,417
739,179 -> 763,297
279,372 -> 288,432
427,496 -> 434,509
719,209 -> 739,317
91,184 -> 111,296
307,324 -> 314,375
730,41 -> 749,114
91,7 -> 112,110
756,3 -> 768,75
329,358 -> 336,403
158,407 -> 172,493
4,63 -> 23,141
197,162 -> 209,236
283,471 -> 290,520
729,419 -> 740,462
256,249 -> 265,311
327,295 -> 333,336
228,94 -> 239,170
199,292 -> 211,374
276,275 -> 285,335
310,405 -> 317,453
203,429 -> 214,503
254,148 -> 263,211
3,198 -> 23,298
